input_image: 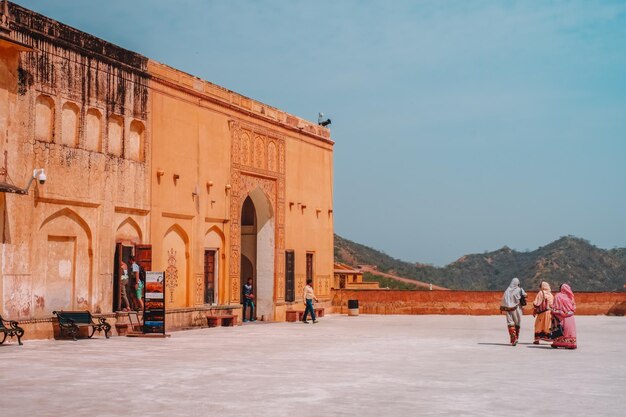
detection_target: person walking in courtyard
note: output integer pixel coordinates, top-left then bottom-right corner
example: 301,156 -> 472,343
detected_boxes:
242,277 -> 255,322
130,255 -> 143,311
551,283 -> 577,349
302,279 -> 319,324
500,277 -> 527,346
532,281 -> 554,344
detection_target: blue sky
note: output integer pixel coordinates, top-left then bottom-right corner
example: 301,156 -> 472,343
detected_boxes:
16,0 -> 626,265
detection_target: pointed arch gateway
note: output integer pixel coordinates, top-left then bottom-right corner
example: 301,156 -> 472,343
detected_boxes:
239,189 -> 275,320
163,224 -> 190,308
116,216 -> 143,244
36,208 -> 93,316
112,216 -> 145,312
203,225 -> 225,305
229,120 -> 286,321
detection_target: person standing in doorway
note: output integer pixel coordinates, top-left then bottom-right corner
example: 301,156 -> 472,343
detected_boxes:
242,277 -> 255,322
130,255 -> 144,311
119,261 -> 131,312
302,279 -> 319,324
500,277 -> 526,346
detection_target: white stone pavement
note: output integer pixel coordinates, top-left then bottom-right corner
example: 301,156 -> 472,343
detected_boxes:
1,315 -> 625,417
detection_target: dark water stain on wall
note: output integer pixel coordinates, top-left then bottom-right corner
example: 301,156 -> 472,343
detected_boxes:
10,2 -> 150,119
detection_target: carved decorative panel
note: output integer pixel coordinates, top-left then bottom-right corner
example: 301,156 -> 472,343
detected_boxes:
267,141 -> 277,172
240,133 -> 251,166
165,248 -> 179,303
254,136 -> 265,169
195,273 -> 203,304
318,275 -> 331,296
278,142 -> 285,174
229,120 -> 286,304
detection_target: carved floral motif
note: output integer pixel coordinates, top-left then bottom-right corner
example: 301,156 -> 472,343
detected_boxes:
165,248 -> 179,303
195,273 -> 203,304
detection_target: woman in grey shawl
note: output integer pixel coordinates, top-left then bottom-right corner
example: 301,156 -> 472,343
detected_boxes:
500,277 -> 527,346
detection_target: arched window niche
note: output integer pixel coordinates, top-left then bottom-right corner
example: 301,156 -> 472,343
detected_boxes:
128,120 -> 145,162
34,94 -> 55,143
84,108 -> 102,152
107,115 -> 124,157
61,102 -> 80,147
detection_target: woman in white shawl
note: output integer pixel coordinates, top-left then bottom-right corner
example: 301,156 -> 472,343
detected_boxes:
500,277 -> 527,346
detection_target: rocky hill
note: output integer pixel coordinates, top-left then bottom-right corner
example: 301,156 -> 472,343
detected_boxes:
335,234 -> 626,292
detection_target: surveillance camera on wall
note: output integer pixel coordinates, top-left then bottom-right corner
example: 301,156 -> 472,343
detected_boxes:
17,168 -> 47,194
36,169 -> 47,185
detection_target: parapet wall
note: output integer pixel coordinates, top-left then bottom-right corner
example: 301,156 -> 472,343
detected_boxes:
331,289 -> 626,316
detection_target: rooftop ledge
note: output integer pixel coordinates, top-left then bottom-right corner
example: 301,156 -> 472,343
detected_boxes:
4,2 -> 330,143
148,61 -> 333,144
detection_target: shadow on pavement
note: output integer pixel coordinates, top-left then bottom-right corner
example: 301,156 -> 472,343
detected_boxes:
477,342 -> 534,347
477,343 -> 513,346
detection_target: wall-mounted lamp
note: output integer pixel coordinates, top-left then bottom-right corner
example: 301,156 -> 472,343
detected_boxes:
206,180 -> 214,193
225,184 -> 231,192
156,169 -> 165,184
173,173 -> 180,184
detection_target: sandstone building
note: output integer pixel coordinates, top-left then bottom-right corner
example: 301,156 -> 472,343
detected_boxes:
0,1 -> 333,332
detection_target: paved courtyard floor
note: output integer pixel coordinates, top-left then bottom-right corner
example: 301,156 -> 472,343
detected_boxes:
1,315 -> 625,417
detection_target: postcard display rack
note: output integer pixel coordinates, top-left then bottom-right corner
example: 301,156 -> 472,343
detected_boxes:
143,271 -> 166,334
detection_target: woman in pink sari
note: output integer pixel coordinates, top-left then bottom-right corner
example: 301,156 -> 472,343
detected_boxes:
551,283 -> 577,349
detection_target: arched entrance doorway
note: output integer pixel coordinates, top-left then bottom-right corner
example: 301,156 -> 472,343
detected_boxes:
240,189 -> 275,320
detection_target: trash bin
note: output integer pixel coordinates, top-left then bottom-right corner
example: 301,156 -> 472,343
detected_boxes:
348,299 -> 359,316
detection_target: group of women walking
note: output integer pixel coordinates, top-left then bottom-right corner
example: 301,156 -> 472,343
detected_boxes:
501,277 -> 577,349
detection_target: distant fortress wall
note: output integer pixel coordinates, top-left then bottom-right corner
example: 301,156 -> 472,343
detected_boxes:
331,289 -> 626,316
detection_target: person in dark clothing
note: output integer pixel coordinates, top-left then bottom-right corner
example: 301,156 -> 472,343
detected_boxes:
242,277 -> 255,322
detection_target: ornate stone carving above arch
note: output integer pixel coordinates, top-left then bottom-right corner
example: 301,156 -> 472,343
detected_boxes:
228,120 -> 285,304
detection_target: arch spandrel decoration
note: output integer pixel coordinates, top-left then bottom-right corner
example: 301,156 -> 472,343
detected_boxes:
229,120 -> 285,304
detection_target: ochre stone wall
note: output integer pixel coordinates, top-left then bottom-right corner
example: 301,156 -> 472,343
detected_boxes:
1,3 -> 150,319
1,3 -> 334,327
332,290 -> 626,316
148,61 -> 334,321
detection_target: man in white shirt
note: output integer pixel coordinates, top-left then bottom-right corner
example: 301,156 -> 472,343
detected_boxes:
302,279 -> 319,324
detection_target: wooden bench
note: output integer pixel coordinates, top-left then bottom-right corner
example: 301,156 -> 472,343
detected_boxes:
0,315 -> 24,345
206,314 -> 237,327
286,308 -> 325,322
53,310 -> 111,341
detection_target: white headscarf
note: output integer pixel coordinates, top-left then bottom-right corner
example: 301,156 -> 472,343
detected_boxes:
502,277 -> 522,308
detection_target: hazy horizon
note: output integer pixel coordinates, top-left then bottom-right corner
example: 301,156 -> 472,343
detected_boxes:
15,0 -> 626,266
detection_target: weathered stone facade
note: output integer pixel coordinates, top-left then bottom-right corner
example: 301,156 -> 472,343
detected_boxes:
0,2 -> 334,332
